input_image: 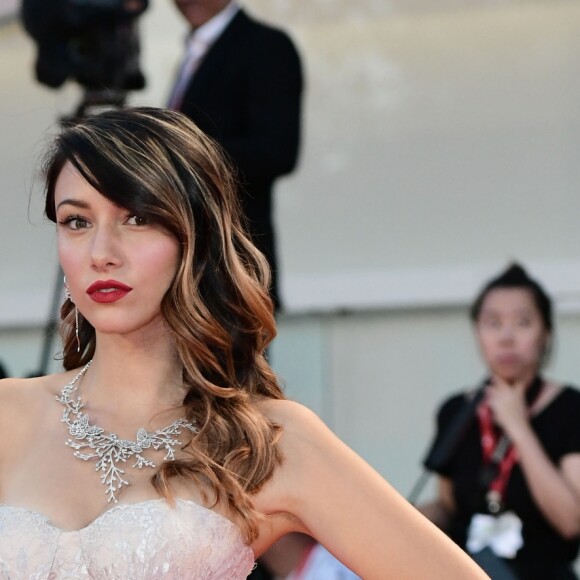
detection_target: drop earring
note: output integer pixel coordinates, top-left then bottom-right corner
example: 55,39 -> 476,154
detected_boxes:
63,276 -> 81,353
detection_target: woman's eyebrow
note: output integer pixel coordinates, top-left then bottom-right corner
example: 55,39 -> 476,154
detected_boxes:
56,199 -> 91,211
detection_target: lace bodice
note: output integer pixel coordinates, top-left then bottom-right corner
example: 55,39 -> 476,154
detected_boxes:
0,498 -> 254,579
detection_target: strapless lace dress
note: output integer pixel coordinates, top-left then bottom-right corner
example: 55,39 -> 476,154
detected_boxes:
0,498 -> 255,579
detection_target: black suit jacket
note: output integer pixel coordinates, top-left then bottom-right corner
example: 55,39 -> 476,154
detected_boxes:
177,9 -> 303,309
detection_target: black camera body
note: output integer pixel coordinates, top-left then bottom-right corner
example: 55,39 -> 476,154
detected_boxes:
21,0 -> 149,91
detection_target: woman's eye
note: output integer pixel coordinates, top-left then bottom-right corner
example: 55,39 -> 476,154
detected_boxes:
59,215 -> 90,230
126,215 -> 149,226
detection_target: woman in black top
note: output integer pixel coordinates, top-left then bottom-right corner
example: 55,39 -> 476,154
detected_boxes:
423,263 -> 580,579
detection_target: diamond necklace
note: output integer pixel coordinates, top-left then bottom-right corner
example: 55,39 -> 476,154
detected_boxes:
56,360 -> 197,503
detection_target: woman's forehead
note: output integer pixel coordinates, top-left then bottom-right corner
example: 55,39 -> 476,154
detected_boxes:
480,287 -> 537,313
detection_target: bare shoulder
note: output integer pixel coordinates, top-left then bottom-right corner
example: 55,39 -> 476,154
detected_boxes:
257,399 -> 332,449
256,398 -> 351,481
253,399 -> 344,525
0,370 -> 75,429
257,398 -> 317,425
0,376 -> 46,410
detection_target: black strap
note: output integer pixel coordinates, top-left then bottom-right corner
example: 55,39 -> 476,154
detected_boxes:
423,380 -> 487,472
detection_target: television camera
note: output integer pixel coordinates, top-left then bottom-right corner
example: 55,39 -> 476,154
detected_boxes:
21,0 -> 149,117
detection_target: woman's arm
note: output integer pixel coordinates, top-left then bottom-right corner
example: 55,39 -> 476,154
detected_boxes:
511,427 -> 580,538
263,400 -> 487,580
488,381 -> 580,539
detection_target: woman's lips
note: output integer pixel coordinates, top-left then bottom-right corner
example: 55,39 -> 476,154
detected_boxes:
496,354 -> 520,366
86,280 -> 133,304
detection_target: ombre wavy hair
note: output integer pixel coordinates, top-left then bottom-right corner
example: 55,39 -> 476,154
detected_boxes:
43,107 -> 284,542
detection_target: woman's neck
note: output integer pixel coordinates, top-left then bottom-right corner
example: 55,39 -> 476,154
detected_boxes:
81,328 -> 186,417
493,367 -> 540,388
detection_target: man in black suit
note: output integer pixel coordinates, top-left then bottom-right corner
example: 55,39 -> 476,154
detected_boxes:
170,0 -> 303,310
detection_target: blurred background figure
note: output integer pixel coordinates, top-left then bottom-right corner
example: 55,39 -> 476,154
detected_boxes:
420,263 -> 580,579
168,0 -> 303,311
258,533 -> 360,580
0,360 -> 8,379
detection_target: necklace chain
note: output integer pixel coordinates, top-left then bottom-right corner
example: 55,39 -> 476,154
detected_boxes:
56,360 -> 197,503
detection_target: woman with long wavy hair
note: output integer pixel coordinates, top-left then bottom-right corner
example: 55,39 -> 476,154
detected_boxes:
0,107 -> 486,579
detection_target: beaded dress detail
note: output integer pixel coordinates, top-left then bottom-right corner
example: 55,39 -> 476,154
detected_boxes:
0,498 -> 255,579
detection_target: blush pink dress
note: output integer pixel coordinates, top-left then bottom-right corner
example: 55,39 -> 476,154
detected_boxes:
0,498 -> 255,579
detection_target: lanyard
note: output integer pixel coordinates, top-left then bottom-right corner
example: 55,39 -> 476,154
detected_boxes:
477,403 -> 518,512
476,376 -> 543,513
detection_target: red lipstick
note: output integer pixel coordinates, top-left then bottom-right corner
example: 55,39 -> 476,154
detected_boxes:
86,280 -> 133,304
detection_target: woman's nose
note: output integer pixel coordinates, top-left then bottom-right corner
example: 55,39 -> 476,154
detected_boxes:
90,226 -> 122,271
498,325 -> 514,342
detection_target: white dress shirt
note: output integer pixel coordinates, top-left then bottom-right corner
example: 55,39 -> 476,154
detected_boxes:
167,1 -> 240,110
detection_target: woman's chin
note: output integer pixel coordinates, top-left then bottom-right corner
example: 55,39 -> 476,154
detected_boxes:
492,367 -> 534,385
